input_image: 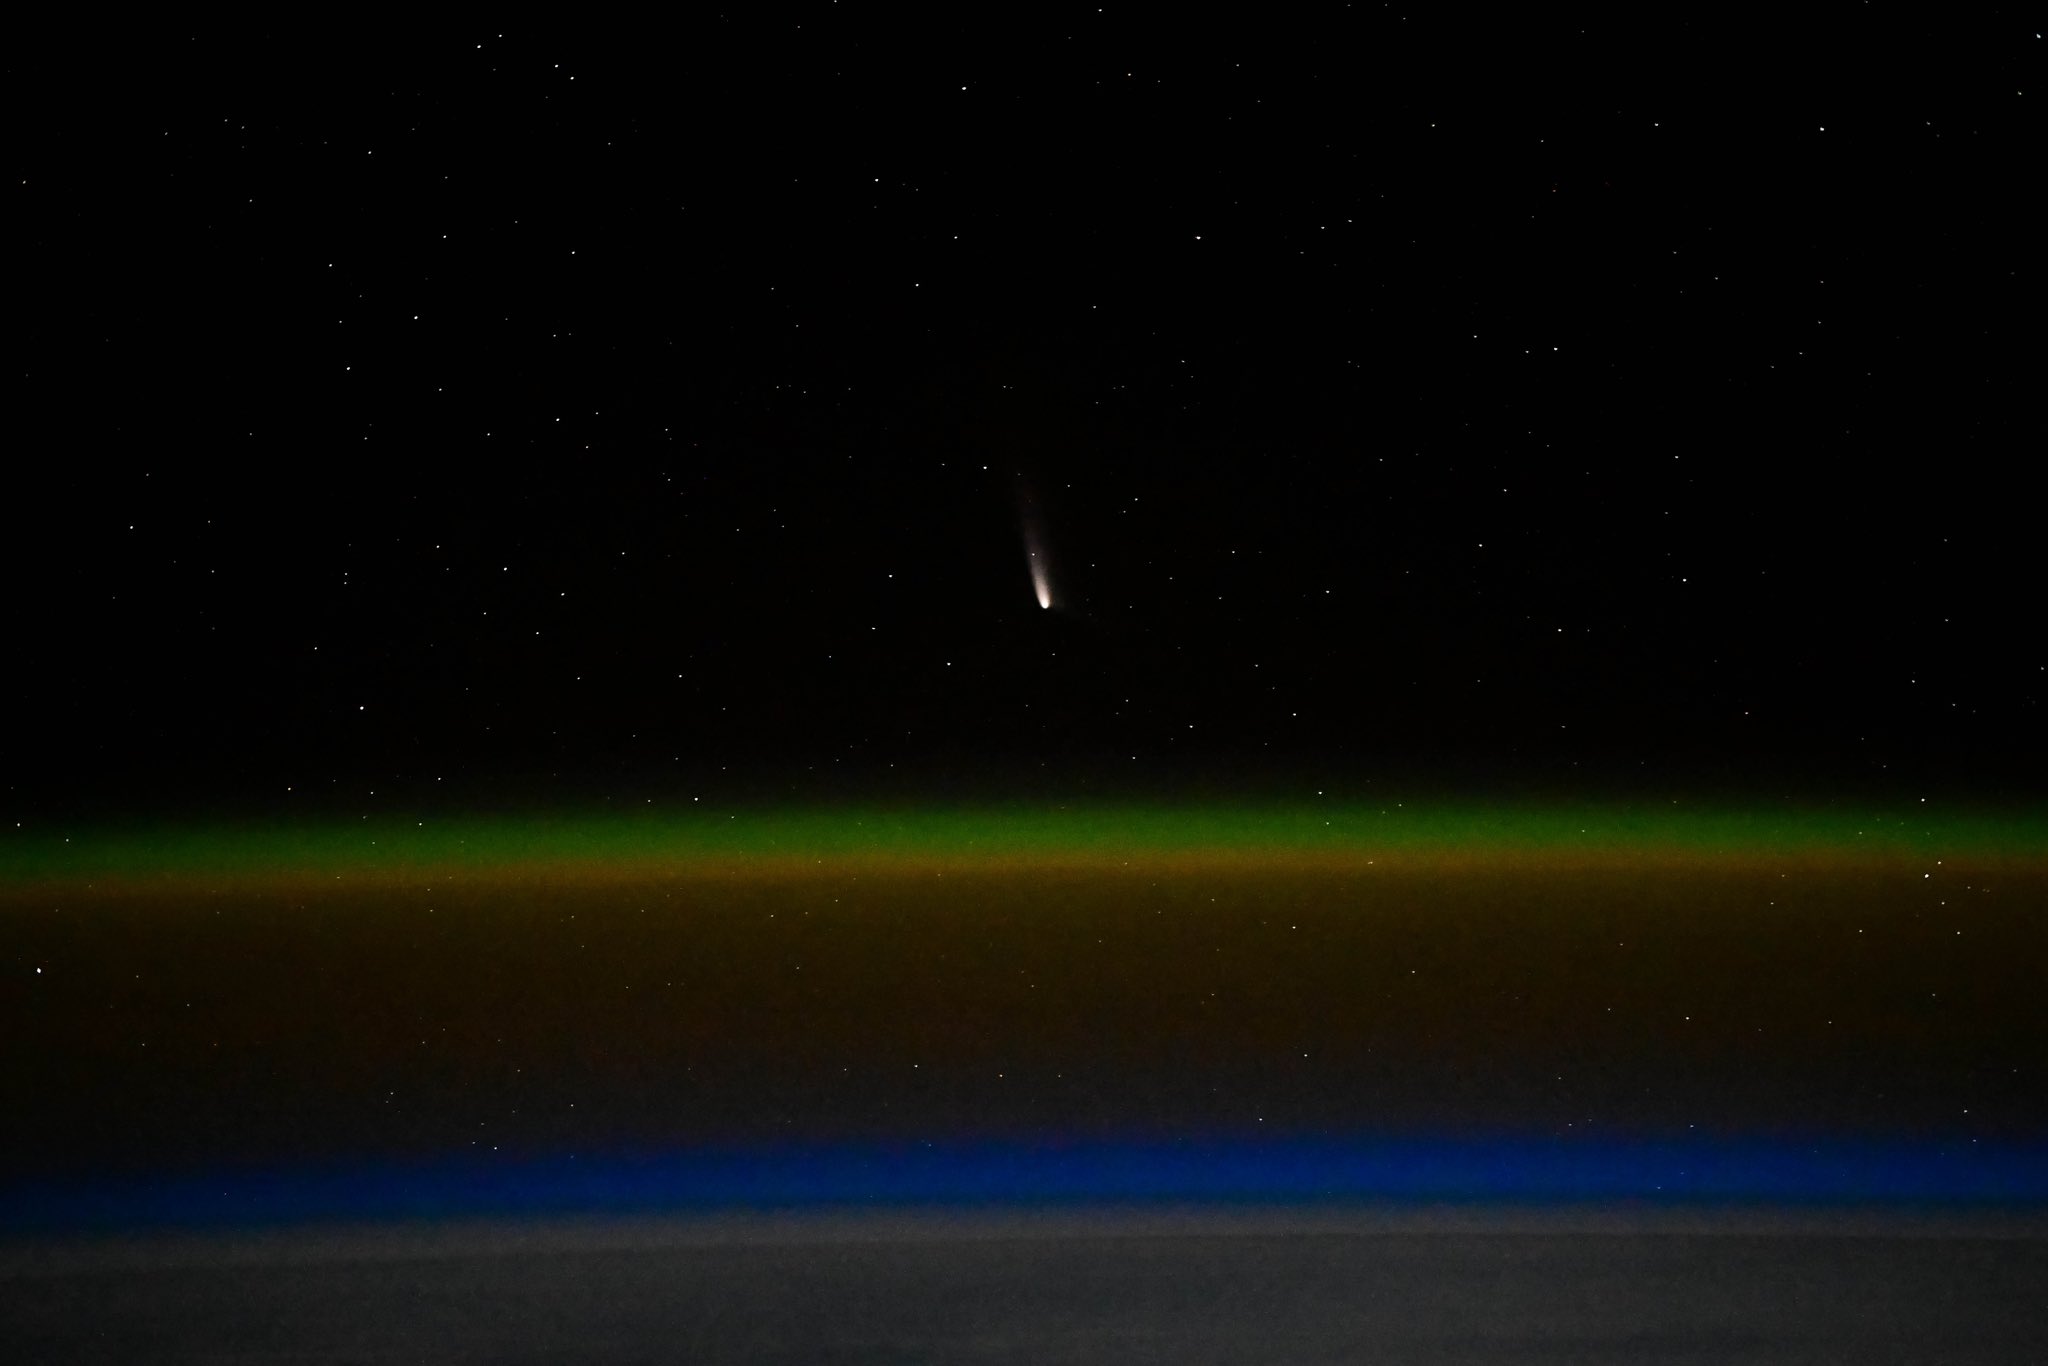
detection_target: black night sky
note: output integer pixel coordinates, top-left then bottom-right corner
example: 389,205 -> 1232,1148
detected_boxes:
12,13 -> 2042,813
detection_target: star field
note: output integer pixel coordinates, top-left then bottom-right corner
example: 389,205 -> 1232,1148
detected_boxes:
11,14 -> 2040,823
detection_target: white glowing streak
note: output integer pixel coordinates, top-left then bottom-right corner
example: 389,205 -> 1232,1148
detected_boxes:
1021,518 -> 1053,609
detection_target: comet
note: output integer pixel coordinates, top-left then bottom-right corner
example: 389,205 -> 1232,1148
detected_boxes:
1023,524 -> 1053,610
1016,478 -> 1054,609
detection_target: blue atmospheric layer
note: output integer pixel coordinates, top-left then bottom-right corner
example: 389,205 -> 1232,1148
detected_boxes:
8,1135 -> 2048,1233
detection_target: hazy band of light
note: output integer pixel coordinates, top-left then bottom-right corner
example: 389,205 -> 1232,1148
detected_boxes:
4,802 -> 2044,887
10,1136 -> 2046,1234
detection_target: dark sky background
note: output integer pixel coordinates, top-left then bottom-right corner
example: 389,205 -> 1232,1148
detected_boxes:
11,12 -> 2041,822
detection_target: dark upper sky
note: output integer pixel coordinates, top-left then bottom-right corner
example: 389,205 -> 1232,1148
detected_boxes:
10,13 -> 2041,819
